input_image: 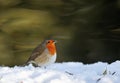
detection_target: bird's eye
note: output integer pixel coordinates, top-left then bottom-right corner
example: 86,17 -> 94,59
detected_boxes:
47,41 -> 50,43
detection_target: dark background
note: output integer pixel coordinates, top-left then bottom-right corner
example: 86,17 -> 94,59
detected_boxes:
0,0 -> 120,66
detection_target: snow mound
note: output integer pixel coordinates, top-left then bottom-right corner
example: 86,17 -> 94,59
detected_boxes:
0,61 -> 120,83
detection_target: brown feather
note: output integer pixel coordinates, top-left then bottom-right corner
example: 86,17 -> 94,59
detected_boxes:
26,40 -> 46,63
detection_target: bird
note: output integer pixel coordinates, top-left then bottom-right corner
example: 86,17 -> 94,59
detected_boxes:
26,39 -> 57,67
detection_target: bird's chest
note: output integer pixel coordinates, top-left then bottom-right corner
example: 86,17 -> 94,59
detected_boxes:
35,49 -> 56,66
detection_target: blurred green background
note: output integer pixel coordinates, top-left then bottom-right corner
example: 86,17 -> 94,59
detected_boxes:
0,0 -> 120,66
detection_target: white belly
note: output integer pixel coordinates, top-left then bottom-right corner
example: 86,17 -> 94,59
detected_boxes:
38,53 -> 57,66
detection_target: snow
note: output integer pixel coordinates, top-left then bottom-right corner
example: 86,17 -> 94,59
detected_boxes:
0,61 -> 120,83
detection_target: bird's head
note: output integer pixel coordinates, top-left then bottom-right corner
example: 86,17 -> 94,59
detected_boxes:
45,40 -> 57,55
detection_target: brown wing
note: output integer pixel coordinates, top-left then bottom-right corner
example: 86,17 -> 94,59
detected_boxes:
26,41 -> 46,63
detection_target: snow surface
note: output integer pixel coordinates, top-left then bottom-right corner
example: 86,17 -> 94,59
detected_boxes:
0,61 -> 120,83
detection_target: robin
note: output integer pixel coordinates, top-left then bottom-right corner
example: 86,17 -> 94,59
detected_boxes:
26,39 -> 57,67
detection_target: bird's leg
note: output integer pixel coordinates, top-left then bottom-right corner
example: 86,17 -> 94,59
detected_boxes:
44,66 -> 46,69
32,63 -> 39,67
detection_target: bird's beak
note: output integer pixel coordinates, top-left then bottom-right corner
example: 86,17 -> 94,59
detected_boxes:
54,40 -> 57,43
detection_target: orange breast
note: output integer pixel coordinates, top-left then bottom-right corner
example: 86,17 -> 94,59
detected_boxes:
47,44 -> 56,55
